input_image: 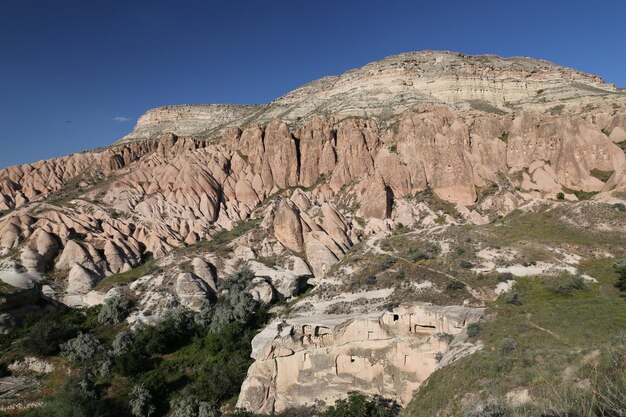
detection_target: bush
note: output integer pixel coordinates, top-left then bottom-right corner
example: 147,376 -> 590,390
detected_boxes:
365,275 -> 377,285
321,392 -> 400,417
613,260 -> 626,292
169,396 -> 219,417
196,268 -> 259,334
98,295 -> 133,324
23,314 -> 76,356
496,272 -> 514,282
556,192 -> 565,200
446,279 -> 466,291
393,269 -> 406,280
549,276 -> 587,295
380,257 -> 396,270
61,332 -> 103,363
136,307 -> 194,355
467,323 -> 481,337
34,375 -> 98,417
464,401 -> 511,417
505,293 -> 522,305
459,261 -> 474,269
501,337 -> 517,352
129,385 -> 156,417
112,330 -> 134,356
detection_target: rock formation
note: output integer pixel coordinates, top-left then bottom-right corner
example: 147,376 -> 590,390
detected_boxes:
237,304 -> 484,414
0,50 -> 625,414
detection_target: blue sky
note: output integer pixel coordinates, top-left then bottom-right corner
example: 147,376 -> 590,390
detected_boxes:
1,0 -> 625,169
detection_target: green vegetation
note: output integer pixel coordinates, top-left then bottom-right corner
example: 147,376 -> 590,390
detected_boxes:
468,100 -> 506,115
564,187 -> 600,201
549,104 -> 565,115
403,258 -> 626,417
95,259 -> 161,291
556,192 -> 565,200
0,268 -> 267,417
590,168 -> 615,183
498,131 -> 509,142
614,259 -> 626,291
321,392 -> 400,417
488,209 -> 626,248
193,218 -> 261,256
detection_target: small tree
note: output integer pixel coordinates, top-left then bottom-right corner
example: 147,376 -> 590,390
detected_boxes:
23,314 -> 76,356
112,330 -> 134,356
61,332 -> 103,363
170,396 -> 219,417
129,384 -> 156,417
98,295 -> 133,324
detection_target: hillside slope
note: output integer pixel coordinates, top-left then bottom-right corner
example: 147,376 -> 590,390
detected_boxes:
0,51 -> 625,416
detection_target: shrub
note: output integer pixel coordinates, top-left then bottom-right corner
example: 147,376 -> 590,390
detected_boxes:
459,260 -> 474,269
409,250 -> 431,262
321,392 -> 400,417
61,332 -> 103,363
23,314 -> 76,356
112,330 -> 134,356
98,295 -> 133,324
613,202 -> 626,212
34,375 -> 98,417
505,293 -> 523,306
169,396 -> 219,417
501,337 -> 517,352
549,276 -> 587,295
556,192 -> 565,200
393,269 -> 406,280
467,323 -> 481,337
136,307 -> 195,355
129,384 -> 156,417
196,268 -> 259,333
464,401 -> 511,417
496,272 -> 514,282
613,260 -> 626,292
446,279 -> 466,291
365,275 -> 377,285
380,257 -> 396,270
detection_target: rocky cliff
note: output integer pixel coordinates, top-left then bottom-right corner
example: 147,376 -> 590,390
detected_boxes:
237,304 -> 484,414
0,50 -> 625,414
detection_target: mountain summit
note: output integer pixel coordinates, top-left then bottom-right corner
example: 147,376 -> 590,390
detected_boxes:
119,51 -> 621,143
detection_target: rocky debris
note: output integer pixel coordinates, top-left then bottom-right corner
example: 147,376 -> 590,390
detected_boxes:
8,357 -> 54,375
237,304 -> 484,414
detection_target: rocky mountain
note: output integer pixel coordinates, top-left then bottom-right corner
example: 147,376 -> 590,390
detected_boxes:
0,51 -> 625,416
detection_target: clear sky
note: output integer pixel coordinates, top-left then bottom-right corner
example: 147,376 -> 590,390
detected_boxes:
1,0 -> 625,169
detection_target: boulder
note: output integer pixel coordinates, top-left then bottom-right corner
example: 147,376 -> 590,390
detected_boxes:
174,272 -> 212,311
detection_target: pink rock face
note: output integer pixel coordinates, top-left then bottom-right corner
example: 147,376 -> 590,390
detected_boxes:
1,50 -> 626,303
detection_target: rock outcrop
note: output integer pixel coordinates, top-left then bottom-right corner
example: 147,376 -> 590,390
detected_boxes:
237,304 -> 484,414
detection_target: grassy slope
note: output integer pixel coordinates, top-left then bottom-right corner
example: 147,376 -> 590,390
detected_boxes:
402,257 -> 625,417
